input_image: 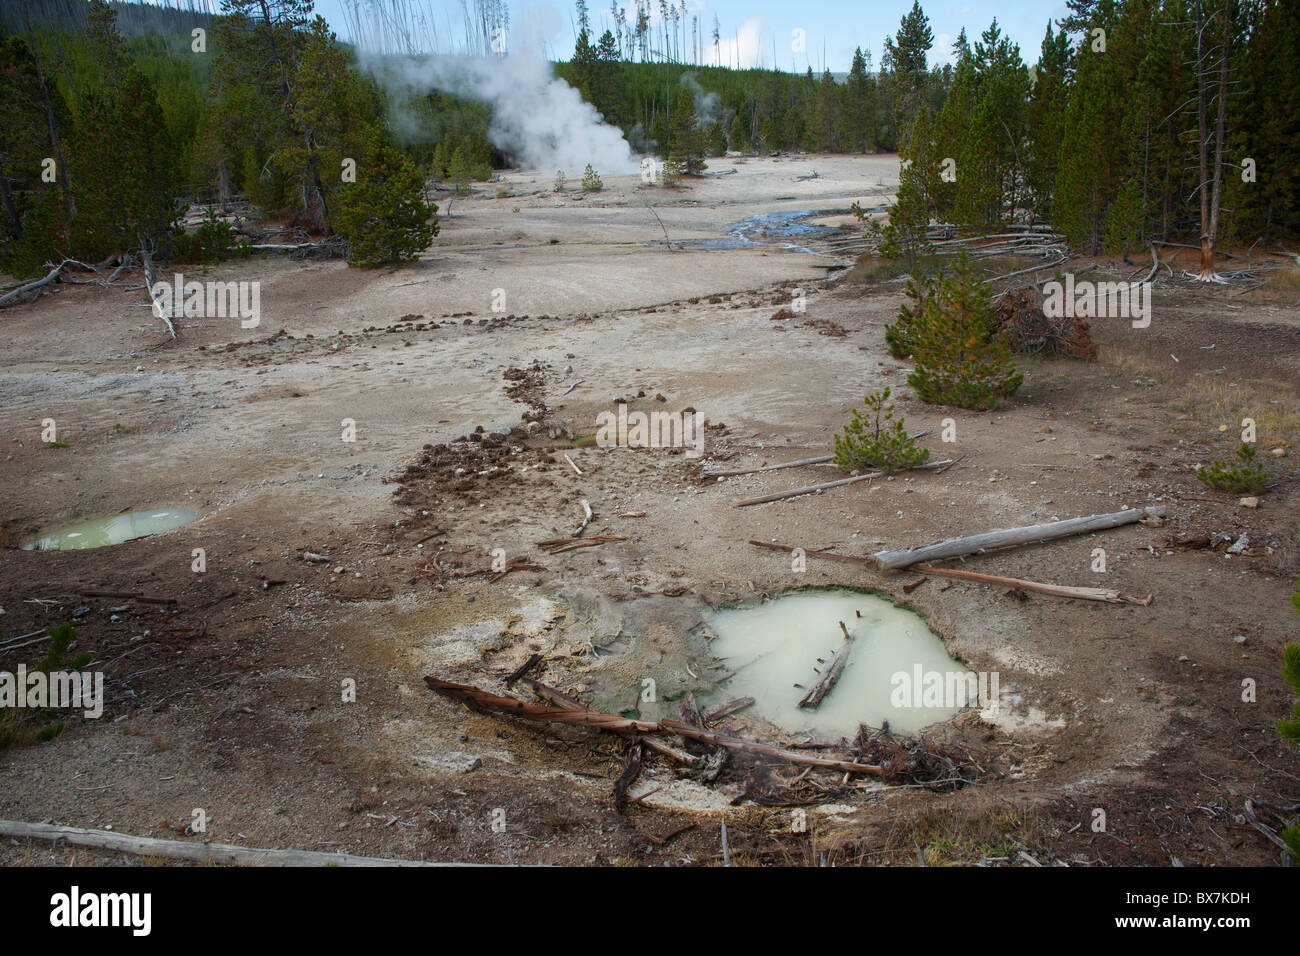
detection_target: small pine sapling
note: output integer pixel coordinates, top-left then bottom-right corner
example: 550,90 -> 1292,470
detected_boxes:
833,387 -> 930,475
1196,443 -> 1268,495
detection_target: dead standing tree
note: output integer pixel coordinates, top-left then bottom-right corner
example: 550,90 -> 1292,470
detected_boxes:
1186,0 -> 1236,283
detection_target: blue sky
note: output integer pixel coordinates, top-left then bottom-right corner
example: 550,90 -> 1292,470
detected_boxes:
312,0 -> 1076,72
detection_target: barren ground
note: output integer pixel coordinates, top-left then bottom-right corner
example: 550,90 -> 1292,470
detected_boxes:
2,154 -> 1298,866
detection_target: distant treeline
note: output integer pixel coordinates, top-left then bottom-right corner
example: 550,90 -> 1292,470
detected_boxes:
559,0 -> 1298,253
1,0 -> 1296,280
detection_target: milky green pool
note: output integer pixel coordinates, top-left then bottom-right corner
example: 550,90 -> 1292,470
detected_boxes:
21,508 -> 199,551
707,590 -> 979,739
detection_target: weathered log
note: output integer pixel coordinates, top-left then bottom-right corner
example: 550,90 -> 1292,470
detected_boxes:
0,820 -> 470,867
705,697 -> 755,722
425,677 -> 659,733
0,260 -> 65,307
912,564 -> 1153,605
659,720 -> 886,776
873,506 -> 1167,570
518,677 -> 700,766
431,676 -> 884,775
798,621 -> 857,709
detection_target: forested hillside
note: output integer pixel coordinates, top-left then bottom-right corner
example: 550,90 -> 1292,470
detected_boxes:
1,0 -> 1296,278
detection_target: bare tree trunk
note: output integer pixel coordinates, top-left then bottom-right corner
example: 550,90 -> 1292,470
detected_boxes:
1194,0 -> 1232,282
0,156 -> 21,240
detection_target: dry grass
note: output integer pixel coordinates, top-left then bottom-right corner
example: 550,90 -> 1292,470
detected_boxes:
802,792 -> 1051,866
1104,341 -> 1300,446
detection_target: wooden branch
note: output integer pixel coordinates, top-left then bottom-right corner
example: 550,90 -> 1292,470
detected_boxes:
659,720 -> 886,776
574,498 -> 593,535
0,820 -> 471,867
705,697 -> 755,722
613,741 -> 644,813
704,432 -> 929,479
536,534 -> 627,554
873,506 -> 1167,570
430,676 -> 883,775
705,454 -> 833,479
487,560 -> 546,583
565,454 -> 584,476
0,260 -> 66,307
735,459 -> 954,507
519,677 -> 700,766
749,539 -> 875,565
425,677 -> 659,732
503,653 -> 544,686
913,564 -> 1154,605
798,621 -> 857,709
140,248 -> 176,339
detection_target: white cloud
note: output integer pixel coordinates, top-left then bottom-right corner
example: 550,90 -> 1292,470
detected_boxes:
703,15 -> 766,69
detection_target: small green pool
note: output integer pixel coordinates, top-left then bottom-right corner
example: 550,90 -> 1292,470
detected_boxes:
21,508 -> 199,551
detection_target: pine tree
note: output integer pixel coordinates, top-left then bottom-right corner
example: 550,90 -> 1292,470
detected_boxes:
334,131 -> 437,268
907,253 -> 1022,411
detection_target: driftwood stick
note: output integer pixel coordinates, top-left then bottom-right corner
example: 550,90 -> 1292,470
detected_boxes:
749,539 -> 875,565
735,459 -> 955,507
425,678 -> 659,733
659,720 -> 886,776
432,676 -> 882,774
705,454 -> 833,479
519,678 -> 699,766
487,560 -> 546,583
873,506 -> 1167,570
798,621 -> 857,709
913,564 -> 1153,605
139,248 -> 176,339
503,653 -> 544,686
0,820 -> 469,866
0,260 -> 68,306
574,497 -> 592,534
613,741 -> 644,813
705,697 -> 755,722
706,432 -> 929,479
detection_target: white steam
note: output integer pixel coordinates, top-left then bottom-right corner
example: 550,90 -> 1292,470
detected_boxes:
364,51 -> 639,176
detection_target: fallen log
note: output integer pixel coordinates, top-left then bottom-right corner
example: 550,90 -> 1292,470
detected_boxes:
659,719 -> 886,776
873,506 -> 1166,570
0,260 -> 67,307
735,459 -> 955,507
913,564 -> 1153,605
518,677 -> 699,766
425,677 -> 659,733
0,820 -> 470,867
798,621 -> 857,709
429,676 -> 884,776
705,697 -> 754,722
